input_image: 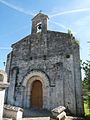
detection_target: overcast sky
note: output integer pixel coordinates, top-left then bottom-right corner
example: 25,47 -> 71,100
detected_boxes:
0,0 -> 90,70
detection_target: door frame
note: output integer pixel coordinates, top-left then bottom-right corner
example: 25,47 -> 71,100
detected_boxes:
22,70 -> 50,109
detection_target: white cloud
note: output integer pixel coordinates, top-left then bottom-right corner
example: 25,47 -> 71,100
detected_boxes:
50,8 -> 90,18
0,0 -> 34,16
49,20 -> 68,30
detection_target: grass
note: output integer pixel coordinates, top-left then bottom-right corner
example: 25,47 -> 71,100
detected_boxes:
84,96 -> 90,120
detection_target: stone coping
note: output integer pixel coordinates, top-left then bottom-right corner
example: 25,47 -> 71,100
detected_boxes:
4,104 -> 23,112
51,106 -> 66,114
0,82 -> 9,89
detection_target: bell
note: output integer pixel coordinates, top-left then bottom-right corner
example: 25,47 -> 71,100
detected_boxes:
38,24 -> 42,29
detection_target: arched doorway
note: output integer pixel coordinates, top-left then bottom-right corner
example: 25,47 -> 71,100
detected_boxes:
31,80 -> 43,108
22,70 -> 50,109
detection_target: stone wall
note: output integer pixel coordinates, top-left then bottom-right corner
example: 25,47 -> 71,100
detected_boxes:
5,13 -> 84,116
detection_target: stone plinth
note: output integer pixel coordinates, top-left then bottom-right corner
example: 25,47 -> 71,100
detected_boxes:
51,106 -> 66,120
3,104 -> 23,120
56,111 -> 66,120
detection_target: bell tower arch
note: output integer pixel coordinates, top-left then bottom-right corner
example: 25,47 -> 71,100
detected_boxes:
31,12 -> 49,34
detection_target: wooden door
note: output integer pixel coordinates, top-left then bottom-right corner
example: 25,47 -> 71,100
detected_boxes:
31,80 -> 43,108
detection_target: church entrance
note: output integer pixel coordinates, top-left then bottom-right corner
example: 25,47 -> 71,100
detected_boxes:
31,80 -> 43,109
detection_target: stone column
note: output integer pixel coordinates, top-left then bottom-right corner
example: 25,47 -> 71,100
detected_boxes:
0,70 -> 9,119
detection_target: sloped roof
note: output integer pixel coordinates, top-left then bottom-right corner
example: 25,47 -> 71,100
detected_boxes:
32,12 -> 49,20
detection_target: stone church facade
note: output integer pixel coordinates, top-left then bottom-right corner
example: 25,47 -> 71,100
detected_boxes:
5,13 -> 84,116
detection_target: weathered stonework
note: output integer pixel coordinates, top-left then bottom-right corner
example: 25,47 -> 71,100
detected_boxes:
3,104 -> 23,120
5,12 -> 84,116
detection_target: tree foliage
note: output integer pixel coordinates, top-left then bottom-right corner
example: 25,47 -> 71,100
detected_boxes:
81,60 -> 90,113
81,60 -> 90,91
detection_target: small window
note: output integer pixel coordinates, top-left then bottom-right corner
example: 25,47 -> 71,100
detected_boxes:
43,55 -> 46,60
30,57 -> 32,60
0,74 -> 4,81
66,54 -> 70,59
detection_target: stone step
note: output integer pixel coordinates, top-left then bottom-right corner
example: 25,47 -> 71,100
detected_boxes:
66,116 -> 84,120
22,117 -> 50,120
3,118 -> 12,120
23,108 -> 51,117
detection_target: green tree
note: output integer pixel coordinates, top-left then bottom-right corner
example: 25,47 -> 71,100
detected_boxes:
81,60 -> 90,112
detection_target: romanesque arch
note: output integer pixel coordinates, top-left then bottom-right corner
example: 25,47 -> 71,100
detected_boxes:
22,70 -> 50,109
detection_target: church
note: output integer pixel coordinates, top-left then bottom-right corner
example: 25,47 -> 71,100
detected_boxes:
5,12 -> 84,116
